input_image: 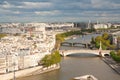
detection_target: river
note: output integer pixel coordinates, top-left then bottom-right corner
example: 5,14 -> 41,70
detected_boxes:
17,57 -> 120,80
17,34 -> 120,80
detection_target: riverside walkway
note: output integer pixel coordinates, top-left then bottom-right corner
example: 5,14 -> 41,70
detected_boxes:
0,64 -> 60,80
103,57 -> 120,74
60,49 -> 110,57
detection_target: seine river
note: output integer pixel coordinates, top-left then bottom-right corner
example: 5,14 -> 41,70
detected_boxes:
17,34 -> 120,80
17,57 -> 120,80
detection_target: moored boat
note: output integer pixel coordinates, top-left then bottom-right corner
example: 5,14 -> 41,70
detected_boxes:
73,75 -> 98,80
72,37 -> 77,39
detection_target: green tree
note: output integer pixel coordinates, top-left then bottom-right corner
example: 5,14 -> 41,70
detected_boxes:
40,50 -> 61,67
56,34 -> 64,42
41,55 -> 51,67
110,51 -> 120,62
95,36 -> 102,42
95,41 -> 100,49
53,50 -> 61,64
91,37 -> 95,44
102,32 -> 109,40
93,33 -> 115,50
117,50 -> 120,56
102,44 -> 107,50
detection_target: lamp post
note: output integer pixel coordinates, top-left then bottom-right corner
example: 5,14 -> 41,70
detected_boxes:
99,41 -> 102,57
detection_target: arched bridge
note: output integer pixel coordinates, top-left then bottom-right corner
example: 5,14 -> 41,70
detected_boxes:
61,42 -> 90,48
60,49 -> 110,57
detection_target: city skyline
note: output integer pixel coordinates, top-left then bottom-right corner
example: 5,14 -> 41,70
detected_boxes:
0,0 -> 120,22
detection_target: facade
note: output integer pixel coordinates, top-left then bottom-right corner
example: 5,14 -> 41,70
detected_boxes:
111,31 -> 120,49
93,24 -> 109,29
113,24 -> 120,28
0,23 -> 56,73
112,36 -> 118,45
74,22 -> 88,29
0,27 -> 24,34
117,37 -> 120,49
45,23 -> 74,31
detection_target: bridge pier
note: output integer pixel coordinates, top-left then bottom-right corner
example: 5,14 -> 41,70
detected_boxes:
99,51 -> 104,57
71,43 -> 73,47
84,44 -> 89,48
60,51 -> 66,57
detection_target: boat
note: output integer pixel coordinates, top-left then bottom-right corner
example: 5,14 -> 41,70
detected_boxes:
72,37 -> 76,39
72,36 -> 77,39
73,75 -> 98,80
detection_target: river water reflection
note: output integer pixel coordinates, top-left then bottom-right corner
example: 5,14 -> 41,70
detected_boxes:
17,34 -> 120,80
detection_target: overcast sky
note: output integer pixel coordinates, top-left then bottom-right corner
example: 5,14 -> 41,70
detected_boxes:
0,0 -> 120,22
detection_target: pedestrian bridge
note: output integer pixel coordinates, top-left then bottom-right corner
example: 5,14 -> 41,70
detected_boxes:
60,49 -> 110,57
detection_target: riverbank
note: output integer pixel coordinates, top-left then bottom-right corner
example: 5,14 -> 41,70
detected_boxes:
0,64 -> 60,80
103,57 -> 120,74
30,64 -> 60,76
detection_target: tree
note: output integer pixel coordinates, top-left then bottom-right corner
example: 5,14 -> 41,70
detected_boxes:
93,33 -> 115,50
91,37 -> 95,44
95,36 -> 102,42
40,50 -> 61,67
110,51 -> 120,62
40,55 -> 50,67
56,34 -> 64,42
117,50 -> 120,56
102,44 -> 107,50
102,32 -> 109,40
95,41 -> 100,49
118,37 -> 120,41
53,50 -> 61,64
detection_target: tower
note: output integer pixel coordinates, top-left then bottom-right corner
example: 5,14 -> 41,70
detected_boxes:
87,20 -> 91,29
97,20 -> 99,25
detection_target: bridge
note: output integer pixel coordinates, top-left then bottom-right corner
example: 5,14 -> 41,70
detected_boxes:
61,42 -> 90,48
60,49 -> 110,57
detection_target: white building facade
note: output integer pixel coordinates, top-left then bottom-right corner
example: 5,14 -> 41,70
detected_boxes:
93,24 -> 109,29
0,23 -> 56,73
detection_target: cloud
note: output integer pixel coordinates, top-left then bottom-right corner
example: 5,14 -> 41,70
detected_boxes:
91,0 -> 120,9
1,1 -> 15,8
0,0 -> 120,22
0,8 -> 21,15
35,10 -> 61,16
13,11 -> 21,14
80,10 -> 120,17
63,2 -> 91,9
18,2 -> 53,9
0,8 -> 10,14
0,1 -> 53,9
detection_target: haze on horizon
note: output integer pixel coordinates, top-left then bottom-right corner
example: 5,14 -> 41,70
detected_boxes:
0,0 -> 120,23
